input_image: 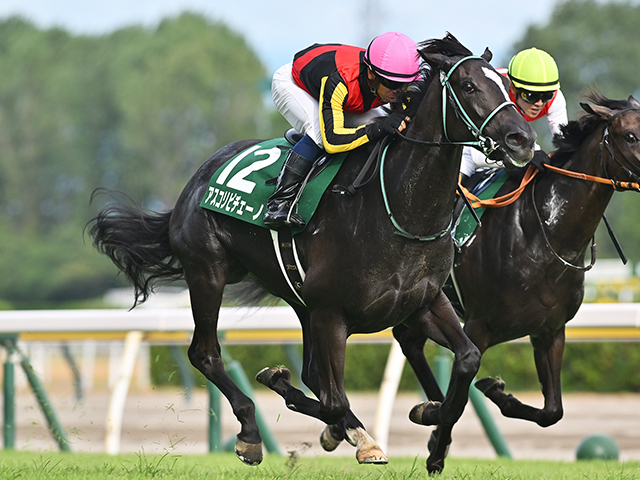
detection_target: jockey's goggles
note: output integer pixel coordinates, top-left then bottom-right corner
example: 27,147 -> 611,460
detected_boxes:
517,89 -> 554,104
378,76 -> 410,92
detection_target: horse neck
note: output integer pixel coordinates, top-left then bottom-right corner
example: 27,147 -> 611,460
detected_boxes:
534,127 -> 615,251
384,90 -> 462,232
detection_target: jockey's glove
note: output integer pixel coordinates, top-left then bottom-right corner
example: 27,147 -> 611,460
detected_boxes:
368,112 -> 407,139
531,149 -> 549,171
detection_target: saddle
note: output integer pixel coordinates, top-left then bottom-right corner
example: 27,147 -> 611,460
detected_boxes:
452,168 -> 508,248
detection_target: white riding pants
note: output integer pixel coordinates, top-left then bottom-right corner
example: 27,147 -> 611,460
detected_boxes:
271,63 -> 387,149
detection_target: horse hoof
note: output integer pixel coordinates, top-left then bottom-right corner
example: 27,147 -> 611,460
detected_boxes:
235,439 -> 263,466
320,425 -> 343,452
409,401 -> 441,426
426,455 -> 444,474
356,444 -> 389,464
256,366 -> 290,388
475,376 -> 506,396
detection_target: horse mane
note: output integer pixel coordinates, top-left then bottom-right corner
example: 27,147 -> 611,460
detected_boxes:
552,90 -> 635,164
417,32 -> 473,58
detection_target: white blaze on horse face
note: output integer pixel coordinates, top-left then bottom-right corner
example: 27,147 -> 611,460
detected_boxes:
482,67 -> 510,102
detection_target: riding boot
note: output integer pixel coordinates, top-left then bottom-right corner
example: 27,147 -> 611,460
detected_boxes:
263,150 -> 314,228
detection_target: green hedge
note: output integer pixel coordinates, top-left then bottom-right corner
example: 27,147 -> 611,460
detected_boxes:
150,341 -> 640,393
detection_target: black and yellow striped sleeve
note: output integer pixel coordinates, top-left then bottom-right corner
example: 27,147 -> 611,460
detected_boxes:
318,74 -> 375,154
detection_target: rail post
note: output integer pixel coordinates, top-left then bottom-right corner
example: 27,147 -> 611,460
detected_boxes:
207,381 -> 222,452
1,335 -> 17,449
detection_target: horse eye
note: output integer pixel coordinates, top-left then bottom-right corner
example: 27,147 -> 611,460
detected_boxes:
462,82 -> 475,94
625,133 -> 638,143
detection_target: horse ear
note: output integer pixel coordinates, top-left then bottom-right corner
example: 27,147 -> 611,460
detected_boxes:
419,51 -> 455,72
581,102 -> 615,120
628,95 -> 640,108
481,47 -> 492,62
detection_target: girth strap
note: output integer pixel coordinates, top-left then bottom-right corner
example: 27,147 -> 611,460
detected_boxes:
270,229 -> 306,305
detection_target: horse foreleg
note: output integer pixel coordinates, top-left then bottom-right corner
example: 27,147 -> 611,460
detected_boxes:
256,366 -> 388,464
475,327 -> 565,427
404,291 -> 481,474
291,308 -> 385,462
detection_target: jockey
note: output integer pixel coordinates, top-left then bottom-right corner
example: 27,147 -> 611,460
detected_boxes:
460,47 -> 568,180
264,32 -> 423,229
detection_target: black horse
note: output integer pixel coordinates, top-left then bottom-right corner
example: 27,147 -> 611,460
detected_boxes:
395,92 -> 640,436
87,34 -> 534,473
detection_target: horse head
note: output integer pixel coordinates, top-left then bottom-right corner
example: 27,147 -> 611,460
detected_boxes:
417,33 -> 536,170
563,92 -> 640,185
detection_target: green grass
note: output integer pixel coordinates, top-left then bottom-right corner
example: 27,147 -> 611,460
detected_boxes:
0,451 -> 638,479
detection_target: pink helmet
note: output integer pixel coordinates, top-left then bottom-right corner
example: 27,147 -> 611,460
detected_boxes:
363,32 -> 421,83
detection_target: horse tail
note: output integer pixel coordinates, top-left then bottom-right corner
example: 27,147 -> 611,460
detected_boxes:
86,190 -> 183,307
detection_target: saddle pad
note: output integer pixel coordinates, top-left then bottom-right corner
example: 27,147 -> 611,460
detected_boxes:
453,168 -> 508,247
200,138 -> 347,233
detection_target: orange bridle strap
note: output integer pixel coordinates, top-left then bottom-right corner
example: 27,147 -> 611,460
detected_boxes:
459,164 -> 539,208
459,161 -> 640,210
543,164 -> 640,191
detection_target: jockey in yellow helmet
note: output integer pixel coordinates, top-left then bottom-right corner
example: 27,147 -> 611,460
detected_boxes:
461,47 -> 567,178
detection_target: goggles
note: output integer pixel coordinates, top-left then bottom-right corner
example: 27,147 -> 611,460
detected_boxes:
378,76 -> 410,92
517,89 -> 555,104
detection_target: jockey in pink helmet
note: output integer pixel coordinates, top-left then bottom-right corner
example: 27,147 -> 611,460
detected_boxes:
265,32 -> 424,229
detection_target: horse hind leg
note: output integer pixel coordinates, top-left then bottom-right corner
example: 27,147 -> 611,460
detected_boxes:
392,324 -> 451,463
475,328 -> 565,427
183,262 -> 264,465
293,307 -> 388,464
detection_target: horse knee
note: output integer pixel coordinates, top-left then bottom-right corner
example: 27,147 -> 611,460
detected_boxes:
456,344 -> 481,378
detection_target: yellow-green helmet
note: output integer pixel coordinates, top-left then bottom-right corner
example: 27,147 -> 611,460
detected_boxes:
508,47 -> 560,92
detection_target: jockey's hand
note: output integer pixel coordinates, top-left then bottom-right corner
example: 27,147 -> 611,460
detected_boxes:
370,112 -> 408,138
531,149 -> 549,171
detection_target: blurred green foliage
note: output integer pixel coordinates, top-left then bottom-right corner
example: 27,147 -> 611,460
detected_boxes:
0,14 -> 288,307
150,340 -> 640,393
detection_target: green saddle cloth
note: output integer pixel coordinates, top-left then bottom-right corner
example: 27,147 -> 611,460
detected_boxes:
199,138 -> 347,234
453,168 -> 508,247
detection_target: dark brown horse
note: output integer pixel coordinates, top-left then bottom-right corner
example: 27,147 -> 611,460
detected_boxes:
394,92 -> 640,441
87,34 -> 534,473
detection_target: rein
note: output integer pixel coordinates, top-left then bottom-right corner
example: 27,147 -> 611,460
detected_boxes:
379,55 -> 517,241
397,55 -> 516,158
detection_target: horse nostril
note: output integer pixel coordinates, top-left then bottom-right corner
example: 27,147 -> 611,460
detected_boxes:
508,133 -> 525,146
